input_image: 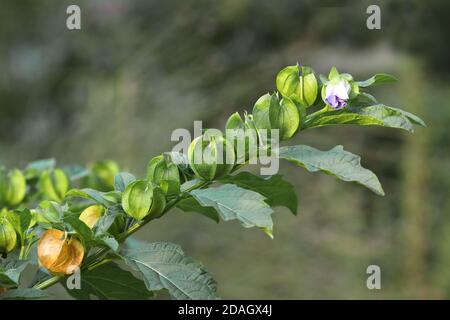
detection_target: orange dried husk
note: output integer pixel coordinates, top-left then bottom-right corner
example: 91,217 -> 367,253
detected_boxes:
37,229 -> 84,275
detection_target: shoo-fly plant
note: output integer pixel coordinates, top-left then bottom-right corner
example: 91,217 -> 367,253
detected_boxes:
0,64 -> 425,300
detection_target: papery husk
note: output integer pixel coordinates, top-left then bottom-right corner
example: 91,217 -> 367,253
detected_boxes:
37,229 -> 84,275
79,205 -> 105,229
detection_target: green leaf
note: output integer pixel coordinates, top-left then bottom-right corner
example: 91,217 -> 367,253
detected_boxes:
66,262 -> 153,300
94,205 -> 124,236
328,66 -> 340,79
64,216 -> 93,243
62,165 -> 90,181
180,178 -> 203,193
304,104 -> 425,132
24,158 -> 55,179
37,200 -> 65,224
0,288 -> 47,300
279,145 -> 384,196
0,260 -> 29,287
66,188 -> 115,207
114,172 -> 136,192
7,208 -> 33,241
219,172 -> 298,215
190,184 -> 274,232
356,73 -> 398,87
383,105 -> 426,127
95,236 -> 119,251
120,242 -> 218,300
4,209 -> 33,240
177,197 -> 220,223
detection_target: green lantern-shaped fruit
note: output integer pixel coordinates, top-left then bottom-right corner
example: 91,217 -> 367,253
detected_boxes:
0,169 -> 26,207
225,112 -> 259,164
88,160 -> 120,191
39,169 -> 69,203
122,180 -> 166,220
188,133 -> 235,181
276,64 -> 318,107
147,154 -> 181,196
79,204 -> 105,229
0,218 -> 17,256
252,93 -> 300,141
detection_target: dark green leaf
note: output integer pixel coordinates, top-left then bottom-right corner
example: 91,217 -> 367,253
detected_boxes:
180,179 -> 203,193
66,262 -> 152,300
0,260 -> 29,287
280,145 -> 384,196
177,197 -> 220,223
95,205 -> 124,236
121,242 -> 218,300
98,236 -> 119,251
220,172 -> 298,215
63,165 -> 90,181
114,172 -> 136,192
37,200 -> 65,224
64,216 -> 93,243
66,188 -> 114,207
356,73 -> 398,87
304,104 -> 425,132
190,184 -> 274,233
0,288 -> 47,300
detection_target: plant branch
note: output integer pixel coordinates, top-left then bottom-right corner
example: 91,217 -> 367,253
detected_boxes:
31,180 -> 210,291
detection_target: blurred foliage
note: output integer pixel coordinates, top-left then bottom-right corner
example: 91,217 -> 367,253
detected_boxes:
0,0 -> 449,299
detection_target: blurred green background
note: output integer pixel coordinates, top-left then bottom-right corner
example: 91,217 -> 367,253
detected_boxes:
1,0 -> 449,299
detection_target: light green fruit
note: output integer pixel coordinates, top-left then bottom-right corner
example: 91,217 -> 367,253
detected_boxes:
0,169 -> 26,207
188,134 -> 235,181
253,93 -> 300,141
79,205 -> 105,229
225,112 -> 259,163
39,169 -> 69,203
147,155 -> 180,196
122,180 -> 166,220
0,219 -> 17,255
276,65 -> 318,107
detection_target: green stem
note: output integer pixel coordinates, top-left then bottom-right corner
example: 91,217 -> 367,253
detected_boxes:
19,245 -> 25,260
31,180 -> 210,291
33,275 -> 63,290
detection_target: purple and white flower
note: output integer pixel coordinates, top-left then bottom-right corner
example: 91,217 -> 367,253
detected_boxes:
324,80 -> 351,110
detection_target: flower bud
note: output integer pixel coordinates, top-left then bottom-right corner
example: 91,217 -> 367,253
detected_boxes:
147,155 -> 180,196
122,180 -> 166,220
37,229 -> 84,275
321,67 -> 356,110
39,169 -> 69,203
0,218 -> 17,256
0,169 -> 26,207
188,133 -> 235,181
276,65 -> 318,107
79,205 -> 105,229
253,93 -> 300,141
